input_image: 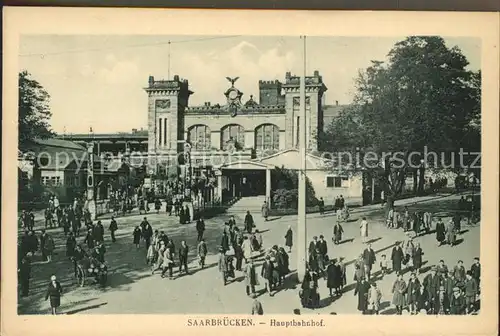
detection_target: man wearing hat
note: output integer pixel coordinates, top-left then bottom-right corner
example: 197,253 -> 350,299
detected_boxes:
464,271 -> 478,313
260,255 -> 275,296
423,266 -> 441,314
308,236 -> 318,256
449,286 -> 466,315
443,270 -> 457,313
45,275 -> 63,315
217,248 -> 229,285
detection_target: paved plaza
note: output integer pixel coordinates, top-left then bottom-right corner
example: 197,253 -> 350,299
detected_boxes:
18,192 -> 480,315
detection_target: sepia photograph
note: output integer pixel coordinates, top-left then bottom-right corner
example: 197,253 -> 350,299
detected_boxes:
15,33 -> 484,315
2,9 -> 499,336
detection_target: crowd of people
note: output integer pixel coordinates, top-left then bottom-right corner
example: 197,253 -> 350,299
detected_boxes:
17,188 -> 480,316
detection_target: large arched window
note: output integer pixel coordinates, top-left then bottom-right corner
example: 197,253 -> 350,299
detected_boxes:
221,124 -> 245,150
255,124 -> 279,150
188,125 -> 211,150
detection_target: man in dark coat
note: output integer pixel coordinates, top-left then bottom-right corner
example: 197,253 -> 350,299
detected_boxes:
334,197 -> 340,211
435,218 -> 446,246
84,229 -> 95,249
94,220 -> 105,242
362,244 -> 376,280
391,242 -> 404,274
142,220 -> 153,249
40,230 -> 49,261
318,197 -> 325,215
470,257 -> 481,292
220,230 -> 230,253
423,267 -> 442,314
308,236 -> 318,256
66,232 -> 77,258
108,217 -> 118,243
178,240 -> 189,275
244,211 -> 254,234
317,235 -> 328,260
354,276 -> 370,314
449,287 -> 466,315
443,270 -> 457,313
218,248 -> 229,285
339,195 -> 345,209
326,259 -> 340,297
333,222 -> 343,245
196,217 -> 205,242
261,256 -> 275,296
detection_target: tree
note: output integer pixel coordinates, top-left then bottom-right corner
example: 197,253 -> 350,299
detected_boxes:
18,70 -> 54,151
322,36 -> 481,212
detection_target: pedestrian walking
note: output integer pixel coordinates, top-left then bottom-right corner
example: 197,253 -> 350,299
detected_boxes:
196,217 -> 205,242
284,226 -> 293,252
326,259 -> 341,297
184,205 -> 191,223
333,222 -> 344,245
464,272 -> 478,313
178,241 -> 189,275
407,272 -> 421,314
66,232 -> 77,259
362,244 -> 376,281
161,247 -> 174,279
367,282 -> 382,315
242,236 -> 253,262
446,219 -> 457,246
109,216 -> 118,243
359,217 -> 368,243
44,234 -> 55,262
261,201 -> 269,221
218,248 -> 229,286
244,211 -> 254,234
391,273 -> 407,315
197,239 -> 207,269
244,259 -> 259,296
45,275 -> 63,315
379,254 -> 388,277
318,197 -> 325,215
435,218 -> 446,246
449,287 -> 466,315
142,220 -> 153,249
132,226 -> 141,249
261,256 -> 275,296
354,276 -> 370,314
470,257 -> 481,292
423,267 -> 441,314
391,242 -> 404,274
412,243 -> 423,274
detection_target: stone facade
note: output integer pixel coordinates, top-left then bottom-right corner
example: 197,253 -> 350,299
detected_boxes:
145,71 -> 328,171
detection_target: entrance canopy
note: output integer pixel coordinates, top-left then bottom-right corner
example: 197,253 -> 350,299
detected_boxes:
218,159 -> 275,171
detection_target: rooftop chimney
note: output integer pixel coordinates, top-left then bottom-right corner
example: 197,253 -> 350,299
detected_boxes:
174,75 -> 179,81
148,76 -> 154,87
336,100 -> 339,106
314,70 -> 319,77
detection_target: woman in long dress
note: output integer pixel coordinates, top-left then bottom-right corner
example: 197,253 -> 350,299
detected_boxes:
435,218 -> 446,246
284,226 -> 293,252
360,217 -> 368,243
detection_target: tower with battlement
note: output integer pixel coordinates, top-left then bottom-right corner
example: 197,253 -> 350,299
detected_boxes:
145,75 -> 193,172
258,80 -> 285,106
282,70 -> 327,152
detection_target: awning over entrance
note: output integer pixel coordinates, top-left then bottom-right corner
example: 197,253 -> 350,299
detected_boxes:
218,160 -> 275,171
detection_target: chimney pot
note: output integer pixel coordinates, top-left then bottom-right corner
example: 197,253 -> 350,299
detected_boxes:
174,75 -> 179,81
336,100 -> 339,106
148,76 -> 154,86
314,70 -> 319,76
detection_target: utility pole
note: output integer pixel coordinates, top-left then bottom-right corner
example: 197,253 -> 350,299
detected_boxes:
297,35 -> 307,282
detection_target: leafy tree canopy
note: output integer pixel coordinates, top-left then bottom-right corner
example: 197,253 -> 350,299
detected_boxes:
19,70 -> 54,151
322,36 -> 481,199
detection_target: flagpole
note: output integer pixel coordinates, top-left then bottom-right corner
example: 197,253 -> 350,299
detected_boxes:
297,35 -> 307,282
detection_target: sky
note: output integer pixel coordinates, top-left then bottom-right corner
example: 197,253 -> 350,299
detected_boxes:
19,35 -> 480,134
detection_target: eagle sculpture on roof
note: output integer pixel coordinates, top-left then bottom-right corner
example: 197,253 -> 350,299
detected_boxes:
226,77 -> 239,87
